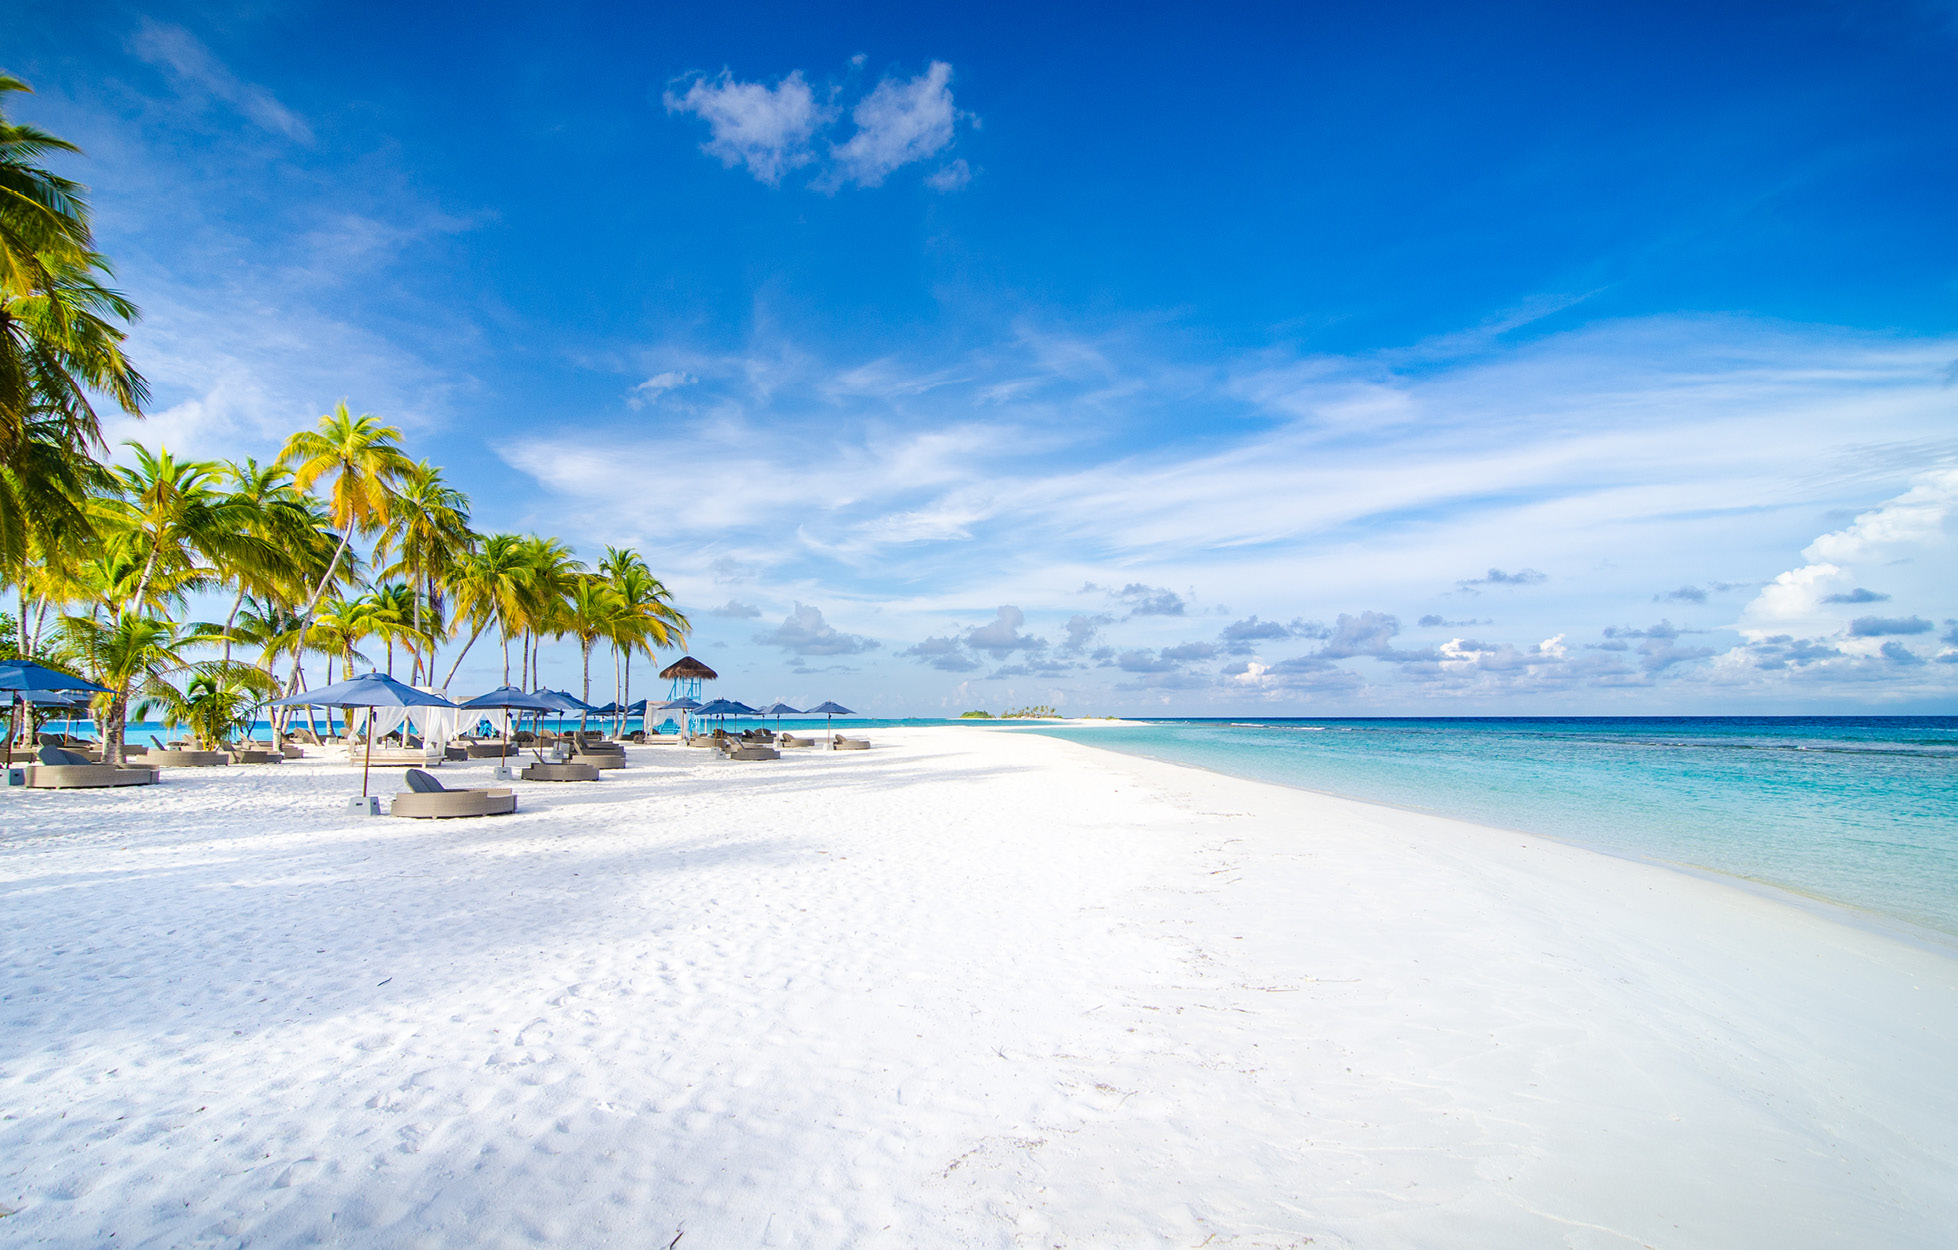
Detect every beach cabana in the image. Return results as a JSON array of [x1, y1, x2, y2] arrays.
[[659, 656, 717, 704], [1, 662, 111, 766], [654, 696, 701, 739], [269, 672, 458, 807]]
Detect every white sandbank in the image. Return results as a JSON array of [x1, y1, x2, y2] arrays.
[[1, 727, 1953, 1248]]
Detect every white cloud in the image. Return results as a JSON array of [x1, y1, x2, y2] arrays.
[[628, 370, 698, 407], [499, 316, 1958, 711], [127, 19, 312, 143], [925, 158, 972, 192], [830, 62, 958, 187], [1735, 467, 1958, 648], [664, 71, 825, 185]]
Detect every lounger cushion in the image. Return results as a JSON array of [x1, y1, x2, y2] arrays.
[[404, 768, 446, 793], [38, 745, 91, 766]]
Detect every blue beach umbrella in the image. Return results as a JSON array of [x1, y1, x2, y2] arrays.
[[459, 686, 563, 756], [0, 661, 111, 766], [759, 701, 802, 731], [805, 700, 855, 746], [269, 672, 457, 796]]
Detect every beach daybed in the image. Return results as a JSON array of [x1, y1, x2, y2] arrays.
[[779, 734, 816, 748], [466, 741, 517, 758], [724, 744, 781, 761], [148, 748, 229, 767], [520, 760, 601, 782], [21, 746, 160, 789], [228, 747, 284, 764], [832, 736, 871, 751], [389, 769, 517, 819]]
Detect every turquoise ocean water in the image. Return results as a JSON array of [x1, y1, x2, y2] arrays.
[[1032, 718, 1958, 940]]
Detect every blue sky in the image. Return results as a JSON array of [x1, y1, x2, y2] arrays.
[[12, 1, 1958, 714]]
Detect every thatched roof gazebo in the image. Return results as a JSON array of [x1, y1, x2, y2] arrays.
[[659, 655, 717, 702]]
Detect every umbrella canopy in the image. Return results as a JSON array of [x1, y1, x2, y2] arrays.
[[697, 699, 758, 716], [0, 661, 110, 694], [656, 697, 702, 711], [589, 702, 623, 716], [267, 672, 457, 798], [19, 688, 94, 707], [805, 701, 854, 715], [1, 663, 111, 765], [459, 685, 562, 712], [538, 688, 593, 712], [268, 671, 457, 709], [758, 701, 803, 715]]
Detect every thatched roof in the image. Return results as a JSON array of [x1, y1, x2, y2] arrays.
[[659, 655, 718, 681]]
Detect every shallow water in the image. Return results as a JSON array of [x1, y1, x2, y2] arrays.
[[1033, 718, 1958, 938]]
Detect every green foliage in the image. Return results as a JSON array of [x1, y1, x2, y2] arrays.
[[958, 710, 995, 718], [1001, 705, 1061, 719]]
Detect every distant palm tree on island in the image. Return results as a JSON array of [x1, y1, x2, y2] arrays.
[[0, 78, 691, 760]]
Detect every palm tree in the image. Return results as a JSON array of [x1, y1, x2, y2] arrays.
[[56, 611, 197, 766], [215, 459, 326, 670], [275, 402, 413, 700], [441, 533, 532, 688], [140, 661, 276, 751], [561, 574, 621, 726], [513, 534, 580, 690], [374, 460, 472, 684], [103, 444, 283, 615], [364, 581, 420, 677], [0, 79, 146, 568], [597, 548, 688, 730], [308, 596, 374, 688]]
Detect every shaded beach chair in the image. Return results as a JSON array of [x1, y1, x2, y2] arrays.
[[21, 744, 160, 789], [832, 735, 870, 750], [389, 769, 517, 818]]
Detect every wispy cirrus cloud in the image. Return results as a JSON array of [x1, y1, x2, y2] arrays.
[[128, 19, 312, 142], [501, 315, 1958, 711]]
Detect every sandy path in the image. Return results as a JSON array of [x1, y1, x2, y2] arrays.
[[1, 727, 1953, 1248]]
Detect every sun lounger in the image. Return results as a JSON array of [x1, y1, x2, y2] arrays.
[[466, 741, 518, 758], [21, 745, 161, 788], [228, 747, 284, 764], [725, 744, 780, 761], [519, 761, 601, 782], [388, 769, 517, 818], [778, 733, 816, 748], [832, 736, 870, 750]]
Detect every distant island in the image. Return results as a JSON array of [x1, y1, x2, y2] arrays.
[[961, 706, 1063, 719]]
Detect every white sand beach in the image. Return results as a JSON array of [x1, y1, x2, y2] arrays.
[[2, 726, 1955, 1249]]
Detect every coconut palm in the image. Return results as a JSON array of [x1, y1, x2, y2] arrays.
[[55, 611, 198, 765], [597, 549, 689, 728], [139, 662, 276, 751], [0, 80, 146, 572], [213, 459, 331, 669], [561, 574, 622, 726], [308, 596, 375, 688], [373, 460, 472, 684], [512, 534, 581, 690], [441, 532, 532, 688], [103, 444, 285, 615], [275, 403, 413, 695]]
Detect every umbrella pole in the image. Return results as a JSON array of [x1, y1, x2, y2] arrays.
[[362, 713, 374, 797], [5, 693, 16, 766]]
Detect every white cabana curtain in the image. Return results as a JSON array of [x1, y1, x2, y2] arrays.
[[344, 693, 458, 763]]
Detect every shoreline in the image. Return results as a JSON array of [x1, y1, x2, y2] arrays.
[[3, 726, 1954, 1246], [1019, 719, 1958, 951]]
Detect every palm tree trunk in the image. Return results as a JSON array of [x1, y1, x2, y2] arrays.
[[283, 523, 356, 694], [441, 620, 488, 690], [579, 639, 592, 732], [15, 586, 28, 656], [500, 628, 511, 685], [220, 587, 246, 671]]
